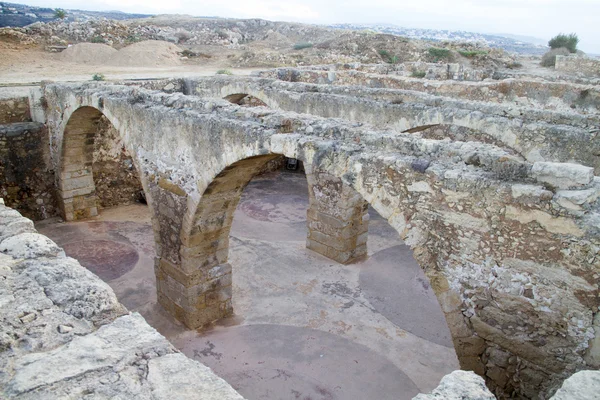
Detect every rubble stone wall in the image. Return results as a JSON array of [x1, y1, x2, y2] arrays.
[[0, 122, 57, 220], [0, 201, 245, 400], [0, 97, 30, 123], [190, 77, 600, 173], [556, 55, 600, 78], [41, 82, 600, 399], [92, 115, 143, 209], [255, 66, 600, 113]]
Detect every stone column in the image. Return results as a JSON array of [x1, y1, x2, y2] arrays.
[[58, 108, 100, 221], [156, 155, 278, 329], [306, 169, 369, 264]]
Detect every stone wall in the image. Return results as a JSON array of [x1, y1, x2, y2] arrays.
[[0, 97, 30, 123], [556, 55, 600, 78], [0, 200, 244, 400], [93, 115, 143, 208], [255, 66, 600, 113], [0, 122, 57, 220], [190, 76, 600, 173]]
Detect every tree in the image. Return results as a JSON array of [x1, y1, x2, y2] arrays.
[[54, 9, 66, 20], [548, 33, 579, 54]]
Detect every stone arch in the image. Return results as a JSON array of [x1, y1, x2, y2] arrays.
[[57, 105, 150, 221], [218, 85, 275, 108], [160, 147, 469, 377], [223, 93, 268, 107]]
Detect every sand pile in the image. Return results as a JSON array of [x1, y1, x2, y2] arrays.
[[59, 43, 117, 64], [107, 40, 183, 67]]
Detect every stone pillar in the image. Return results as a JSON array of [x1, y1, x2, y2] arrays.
[[156, 155, 277, 329], [306, 169, 369, 264], [59, 108, 100, 221]]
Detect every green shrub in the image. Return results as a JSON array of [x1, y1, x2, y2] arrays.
[[411, 70, 426, 78], [506, 61, 523, 69], [53, 9, 66, 20], [548, 33, 579, 53], [293, 42, 313, 50], [90, 36, 106, 44], [378, 50, 398, 64], [428, 47, 451, 61], [126, 35, 142, 44], [216, 69, 233, 75], [92, 73, 105, 81], [458, 49, 488, 58], [541, 47, 570, 67]]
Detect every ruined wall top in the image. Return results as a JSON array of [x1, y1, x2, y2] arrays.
[[0, 200, 244, 399]]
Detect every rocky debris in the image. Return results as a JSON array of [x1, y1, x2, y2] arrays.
[[412, 370, 496, 399], [551, 371, 600, 399], [415, 370, 600, 400], [0, 15, 517, 70], [0, 202, 244, 399]]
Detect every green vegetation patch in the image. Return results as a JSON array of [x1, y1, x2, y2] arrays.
[[293, 42, 313, 50]]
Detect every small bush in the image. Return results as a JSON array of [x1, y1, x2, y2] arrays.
[[378, 49, 398, 64], [428, 47, 451, 61], [293, 42, 313, 50], [54, 9, 66, 20], [548, 33, 579, 53], [506, 61, 523, 69], [216, 69, 233, 75], [126, 35, 142, 44], [411, 70, 426, 78], [458, 49, 488, 58], [175, 30, 192, 44], [541, 47, 570, 67], [91, 36, 106, 44], [92, 73, 105, 81]]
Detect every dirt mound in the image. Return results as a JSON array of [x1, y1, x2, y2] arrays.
[[59, 43, 117, 64], [107, 40, 182, 67]]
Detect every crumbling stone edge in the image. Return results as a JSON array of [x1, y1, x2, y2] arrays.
[[0, 198, 244, 399]]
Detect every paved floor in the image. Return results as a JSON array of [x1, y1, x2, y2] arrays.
[[37, 170, 459, 400]]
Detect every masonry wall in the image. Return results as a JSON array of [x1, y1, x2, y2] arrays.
[[256, 67, 600, 113], [556, 55, 600, 78], [0, 97, 31, 123], [93, 115, 143, 208], [0, 122, 57, 220]]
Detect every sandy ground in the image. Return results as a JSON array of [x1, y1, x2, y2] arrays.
[[0, 46, 259, 84], [37, 170, 459, 400]]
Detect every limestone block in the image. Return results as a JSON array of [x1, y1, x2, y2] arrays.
[[412, 370, 495, 400], [0, 232, 65, 259], [6, 314, 169, 395], [551, 370, 600, 400], [532, 162, 594, 189], [147, 354, 244, 399]]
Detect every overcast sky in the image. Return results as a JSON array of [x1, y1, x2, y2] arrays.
[[22, 0, 600, 53]]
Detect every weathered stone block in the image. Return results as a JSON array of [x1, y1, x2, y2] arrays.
[[532, 162, 594, 189]]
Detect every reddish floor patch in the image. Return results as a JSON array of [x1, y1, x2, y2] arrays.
[[62, 239, 139, 281]]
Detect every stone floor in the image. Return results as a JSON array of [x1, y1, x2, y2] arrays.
[[37, 170, 459, 400]]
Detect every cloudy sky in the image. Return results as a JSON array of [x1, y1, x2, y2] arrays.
[[23, 0, 600, 53]]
